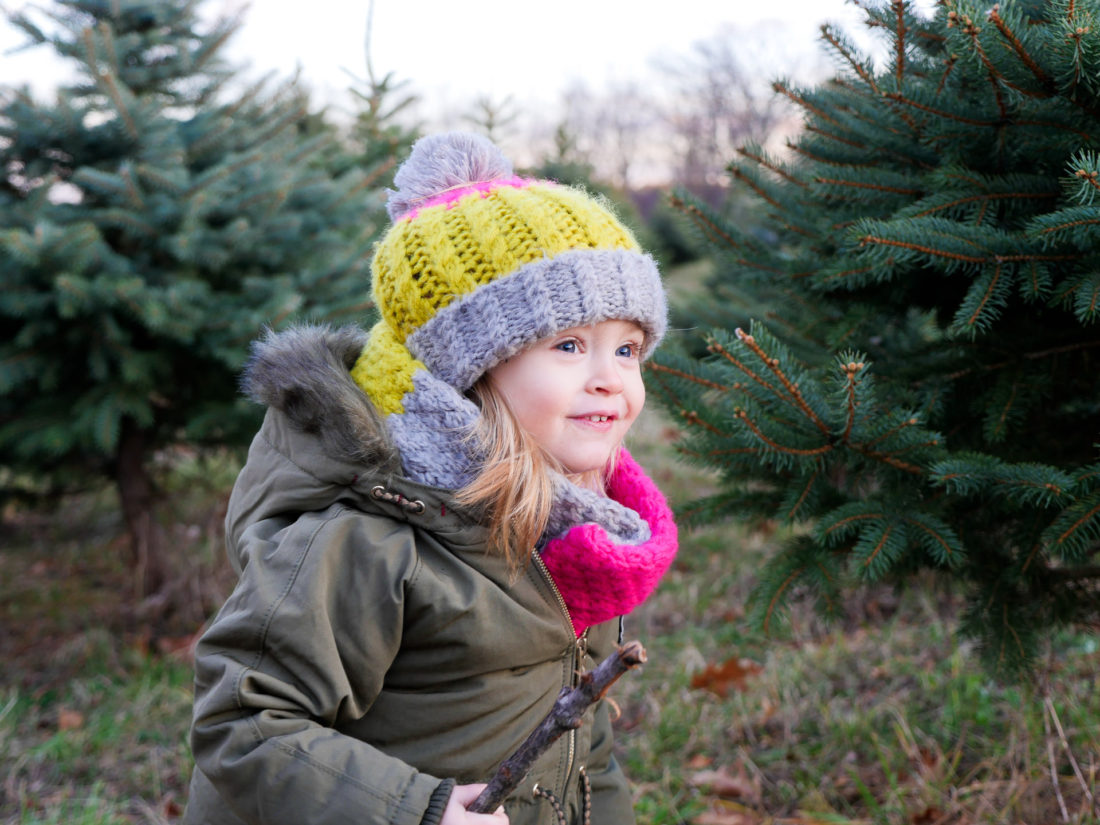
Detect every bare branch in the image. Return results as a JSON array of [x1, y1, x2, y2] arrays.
[[468, 642, 648, 814]]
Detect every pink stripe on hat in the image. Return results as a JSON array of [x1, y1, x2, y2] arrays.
[[401, 176, 534, 220]]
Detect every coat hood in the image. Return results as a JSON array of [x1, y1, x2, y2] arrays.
[[225, 325, 484, 570]]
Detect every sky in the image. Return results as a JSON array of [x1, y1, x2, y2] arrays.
[[2, 0, 938, 122], [225, 0, 890, 110]]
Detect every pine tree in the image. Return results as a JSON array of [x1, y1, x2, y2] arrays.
[[0, 1, 390, 597], [342, 0, 419, 185], [651, 0, 1100, 677]]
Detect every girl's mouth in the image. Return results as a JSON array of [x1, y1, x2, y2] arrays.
[[572, 412, 617, 422]]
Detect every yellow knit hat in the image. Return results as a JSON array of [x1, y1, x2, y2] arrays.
[[351, 132, 667, 489]]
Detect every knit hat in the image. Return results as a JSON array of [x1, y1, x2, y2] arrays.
[[350, 132, 667, 539]]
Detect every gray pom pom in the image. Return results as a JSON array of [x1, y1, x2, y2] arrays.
[[386, 132, 514, 220]]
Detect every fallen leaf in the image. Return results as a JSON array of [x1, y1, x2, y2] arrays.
[[693, 799, 761, 825], [689, 762, 761, 804], [162, 797, 183, 817], [687, 753, 713, 770], [156, 633, 200, 662], [57, 708, 84, 731], [691, 657, 763, 698], [910, 806, 943, 824]]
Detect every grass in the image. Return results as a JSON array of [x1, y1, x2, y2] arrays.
[[1, 637, 193, 824], [1, 415, 1098, 824]]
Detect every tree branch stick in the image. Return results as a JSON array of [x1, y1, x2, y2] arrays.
[[467, 641, 648, 814]]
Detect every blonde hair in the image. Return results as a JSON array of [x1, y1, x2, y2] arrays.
[[457, 375, 611, 572]]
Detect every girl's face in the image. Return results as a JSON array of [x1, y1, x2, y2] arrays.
[[488, 320, 646, 476]]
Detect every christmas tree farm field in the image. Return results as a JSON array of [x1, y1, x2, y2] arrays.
[[0, 418, 1096, 824]]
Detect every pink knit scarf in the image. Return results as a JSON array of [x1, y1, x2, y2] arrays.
[[539, 449, 679, 637]]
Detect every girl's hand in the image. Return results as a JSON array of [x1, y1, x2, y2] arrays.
[[440, 784, 509, 824]]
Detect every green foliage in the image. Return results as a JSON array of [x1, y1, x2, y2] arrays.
[[653, 0, 1100, 677], [0, 0, 395, 492]]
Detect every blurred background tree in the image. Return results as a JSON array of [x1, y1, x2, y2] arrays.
[[651, 0, 1100, 677], [0, 0, 404, 602]]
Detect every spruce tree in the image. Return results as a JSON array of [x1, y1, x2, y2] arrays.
[[651, 0, 1100, 676], [0, 1, 389, 597]]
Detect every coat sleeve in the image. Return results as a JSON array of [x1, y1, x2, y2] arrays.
[[189, 507, 453, 825], [585, 698, 636, 824]]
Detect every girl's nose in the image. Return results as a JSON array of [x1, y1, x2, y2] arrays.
[[587, 355, 624, 394]]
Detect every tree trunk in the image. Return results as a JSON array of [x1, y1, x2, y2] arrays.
[[116, 419, 167, 597]]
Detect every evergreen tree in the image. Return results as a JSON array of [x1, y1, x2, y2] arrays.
[[651, 0, 1100, 676], [0, 1, 389, 597], [342, 0, 419, 186]]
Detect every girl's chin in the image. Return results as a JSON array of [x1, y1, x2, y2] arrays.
[[559, 452, 617, 481]]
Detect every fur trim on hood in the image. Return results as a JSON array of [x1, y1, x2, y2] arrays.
[[242, 324, 400, 474]]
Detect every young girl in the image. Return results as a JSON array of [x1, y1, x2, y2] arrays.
[[184, 132, 678, 825]]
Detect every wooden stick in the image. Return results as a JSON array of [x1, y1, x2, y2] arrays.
[[468, 641, 648, 814]]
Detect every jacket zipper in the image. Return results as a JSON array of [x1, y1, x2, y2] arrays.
[[532, 551, 583, 793]]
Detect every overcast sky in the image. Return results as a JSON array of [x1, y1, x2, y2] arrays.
[[226, 1, 899, 106], [3, 0, 937, 115]]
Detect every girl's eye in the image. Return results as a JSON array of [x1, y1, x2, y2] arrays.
[[555, 339, 579, 354], [616, 342, 640, 358]]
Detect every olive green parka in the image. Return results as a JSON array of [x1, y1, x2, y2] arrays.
[[184, 326, 635, 825]]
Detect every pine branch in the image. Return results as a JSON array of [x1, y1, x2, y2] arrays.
[[820, 25, 881, 95], [858, 230, 1084, 267], [762, 565, 807, 633], [988, 4, 1054, 90], [940, 339, 1100, 383], [1051, 499, 1100, 552], [884, 89, 997, 127], [814, 176, 922, 196], [733, 329, 831, 436], [858, 415, 922, 450], [1075, 167, 1100, 197], [736, 147, 806, 188], [669, 195, 742, 252], [787, 470, 821, 520], [840, 360, 864, 442], [1021, 541, 1044, 575], [645, 361, 728, 391], [859, 232, 987, 263], [850, 446, 927, 474], [682, 409, 726, 437], [1035, 215, 1100, 237], [805, 124, 869, 150], [819, 263, 881, 286], [734, 408, 833, 456], [785, 139, 877, 169], [936, 52, 958, 95], [707, 340, 785, 401], [772, 81, 839, 125], [963, 262, 1005, 331], [468, 642, 647, 814], [893, 0, 906, 90], [728, 166, 784, 209], [913, 190, 1059, 219]]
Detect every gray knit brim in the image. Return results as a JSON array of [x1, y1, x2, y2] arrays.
[[406, 248, 667, 392]]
